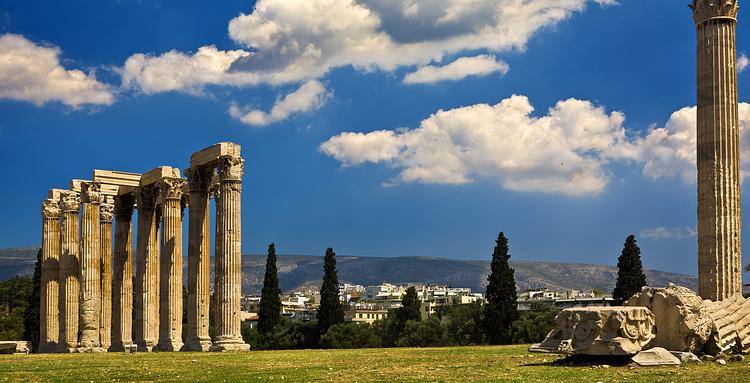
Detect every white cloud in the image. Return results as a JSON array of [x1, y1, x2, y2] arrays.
[[624, 103, 750, 183], [403, 55, 508, 84], [640, 226, 697, 240], [229, 80, 331, 126], [0, 34, 114, 107], [121, 45, 255, 94], [738, 53, 749, 73], [320, 95, 628, 196], [122, 0, 612, 93]]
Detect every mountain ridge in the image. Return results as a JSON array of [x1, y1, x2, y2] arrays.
[[0, 247, 698, 294]]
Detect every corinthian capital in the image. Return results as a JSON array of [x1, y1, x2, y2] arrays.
[[158, 178, 188, 202], [114, 194, 136, 217], [59, 191, 81, 212], [690, 0, 739, 25], [218, 156, 244, 182], [42, 199, 61, 219], [136, 185, 158, 210], [185, 166, 214, 191], [81, 181, 103, 204], [100, 196, 115, 223]]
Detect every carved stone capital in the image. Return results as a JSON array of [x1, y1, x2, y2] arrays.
[[114, 194, 136, 217], [81, 181, 103, 204], [218, 156, 244, 183], [42, 199, 61, 219], [136, 185, 158, 211], [158, 178, 188, 202], [185, 167, 214, 191], [100, 197, 115, 223], [690, 0, 739, 26], [59, 191, 81, 212]]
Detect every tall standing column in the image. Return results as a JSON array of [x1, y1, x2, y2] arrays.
[[691, 0, 743, 301], [77, 181, 103, 352], [111, 194, 135, 352], [156, 178, 187, 351], [39, 198, 61, 353], [57, 191, 80, 353], [211, 155, 249, 351], [135, 186, 160, 352], [99, 196, 114, 350], [185, 167, 213, 351]]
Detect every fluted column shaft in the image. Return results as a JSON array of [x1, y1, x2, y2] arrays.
[[39, 199, 61, 353], [211, 156, 249, 351], [694, 4, 743, 301], [185, 167, 213, 351], [99, 197, 114, 350], [111, 194, 135, 352], [57, 192, 80, 352], [156, 178, 186, 351], [78, 181, 102, 351], [135, 186, 160, 351]]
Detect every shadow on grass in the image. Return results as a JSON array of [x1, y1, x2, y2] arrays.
[[524, 354, 632, 367]]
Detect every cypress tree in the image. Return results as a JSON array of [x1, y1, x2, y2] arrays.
[[317, 247, 344, 335], [612, 234, 648, 305], [258, 243, 282, 334], [398, 286, 421, 322], [483, 232, 519, 345], [23, 249, 41, 352]]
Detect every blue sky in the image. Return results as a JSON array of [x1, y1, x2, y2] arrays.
[[0, 0, 747, 276]]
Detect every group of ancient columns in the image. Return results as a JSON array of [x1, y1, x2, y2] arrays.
[[37, 142, 250, 353]]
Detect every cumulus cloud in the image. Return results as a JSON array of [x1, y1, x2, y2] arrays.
[[0, 33, 114, 107], [623, 103, 750, 183], [738, 53, 749, 73], [403, 55, 508, 84], [640, 226, 697, 240], [121, 45, 256, 94], [122, 0, 612, 93], [229, 80, 331, 126], [320, 95, 628, 196]]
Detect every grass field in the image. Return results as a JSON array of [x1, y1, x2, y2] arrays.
[[0, 345, 748, 382]]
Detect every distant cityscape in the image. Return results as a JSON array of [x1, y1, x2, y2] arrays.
[[240, 283, 613, 327]]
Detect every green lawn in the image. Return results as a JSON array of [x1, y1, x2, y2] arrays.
[[0, 345, 748, 382]]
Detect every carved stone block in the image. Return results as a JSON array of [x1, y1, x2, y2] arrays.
[[530, 306, 655, 356]]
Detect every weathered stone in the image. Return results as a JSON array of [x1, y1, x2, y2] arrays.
[[141, 166, 180, 187], [631, 347, 681, 366], [99, 196, 114, 350], [39, 198, 61, 353], [690, 0, 743, 301], [530, 307, 655, 356], [704, 294, 750, 354], [57, 190, 80, 353], [77, 181, 103, 352], [134, 185, 160, 352], [190, 142, 241, 168], [184, 166, 213, 352], [156, 178, 186, 352], [626, 285, 712, 352], [211, 154, 249, 352], [670, 351, 701, 363], [111, 194, 135, 352]]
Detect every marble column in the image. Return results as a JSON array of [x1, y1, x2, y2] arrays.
[[691, 0, 743, 300], [77, 181, 103, 352], [99, 197, 114, 350], [57, 191, 80, 353], [184, 167, 213, 351], [111, 194, 135, 352], [156, 178, 187, 351], [211, 156, 249, 351], [39, 198, 61, 353], [135, 186, 160, 352]]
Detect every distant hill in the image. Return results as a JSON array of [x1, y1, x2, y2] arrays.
[[0, 247, 698, 294]]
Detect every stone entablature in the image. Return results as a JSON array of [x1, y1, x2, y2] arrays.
[[39, 142, 248, 353]]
